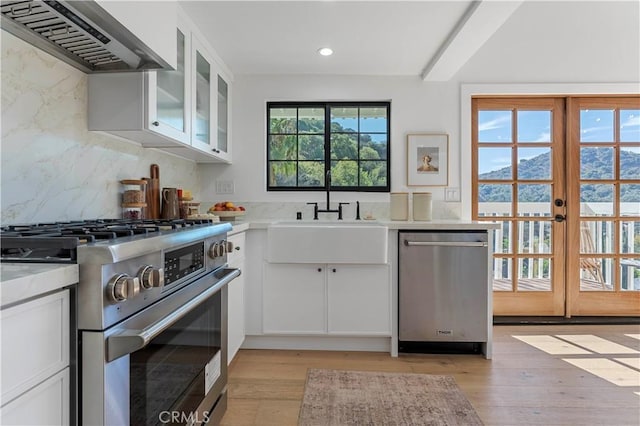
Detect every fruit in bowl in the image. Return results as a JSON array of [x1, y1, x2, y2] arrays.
[[208, 201, 246, 214]]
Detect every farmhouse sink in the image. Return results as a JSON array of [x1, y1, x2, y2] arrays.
[[267, 221, 388, 264]]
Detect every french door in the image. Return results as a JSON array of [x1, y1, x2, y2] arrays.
[[472, 96, 640, 317]]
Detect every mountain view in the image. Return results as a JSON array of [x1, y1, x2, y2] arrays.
[[478, 148, 640, 202]]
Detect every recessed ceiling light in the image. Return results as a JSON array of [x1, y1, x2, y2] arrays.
[[318, 47, 333, 56]]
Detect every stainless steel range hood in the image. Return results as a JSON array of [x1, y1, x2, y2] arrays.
[[1, 0, 172, 73]]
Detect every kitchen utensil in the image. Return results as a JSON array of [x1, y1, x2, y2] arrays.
[[147, 164, 160, 219], [161, 187, 180, 219]]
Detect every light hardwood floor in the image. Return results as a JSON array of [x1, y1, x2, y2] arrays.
[[221, 325, 640, 426]]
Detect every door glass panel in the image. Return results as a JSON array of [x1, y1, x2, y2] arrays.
[[270, 108, 297, 133], [517, 184, 551, 216], [620, 109, 640, 142], [478, 110, 512, 142], [518, 147, 551, 179], [620, 184, 640, 216], [518, 257, 551, 291], [490, 221, 513, 253], [298, 108, 324, 133], [620, 259, 640, 291], [580, 221, 614, 254], [359, 107, 388, 133], [194, 51, 211, 144], [620, 221, 639, 254], [517, 110, 551, 142], [493, 258, 512, 291], [580, 184, 614, 216], [479, 147, 512, 179], [217, 75, 228, 152], [580, 109, 614, 142], [620, 147, 640, 179], [519, 220, 552, 253], [157, 29, 185, 132], [478, 184, 512, 216], [580, 257, 613, 291], [580, 147, 614, 179]]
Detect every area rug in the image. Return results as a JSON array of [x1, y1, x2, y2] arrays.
[[298, 369, 483, 426]]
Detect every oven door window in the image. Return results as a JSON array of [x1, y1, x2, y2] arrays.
[[130, 290, 222, 425]]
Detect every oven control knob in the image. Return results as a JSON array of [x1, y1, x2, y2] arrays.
[[226, 241, 234, 252], [138, 266, 165, 289], [107, 274, 140, 302], [208, 242, 226, 259]]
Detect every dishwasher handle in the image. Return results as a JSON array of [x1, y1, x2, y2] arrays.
[[404, 240, 488, 248]]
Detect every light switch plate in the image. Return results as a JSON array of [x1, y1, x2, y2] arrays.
[[445, 187, 460, 202], [216, 180, 235, 194]]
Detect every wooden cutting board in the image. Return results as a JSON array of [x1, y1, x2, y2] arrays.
[[147, 164, 160, 219]]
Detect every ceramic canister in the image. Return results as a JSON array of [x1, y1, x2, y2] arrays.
[[413, 192, 432, 221], [390, 192, 408, 220]]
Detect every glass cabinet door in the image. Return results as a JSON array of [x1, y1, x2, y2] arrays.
[[191, 36, 213, 152], [147, 24, 190, 144], [217, 74, 229, 155]]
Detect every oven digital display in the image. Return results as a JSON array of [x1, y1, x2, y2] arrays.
[[164, 242, 205, 286]]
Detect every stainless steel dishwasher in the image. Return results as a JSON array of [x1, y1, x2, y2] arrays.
[[398, 231, 491, 358]]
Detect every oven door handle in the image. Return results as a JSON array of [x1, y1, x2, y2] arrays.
[[107, 268, 241, 362]]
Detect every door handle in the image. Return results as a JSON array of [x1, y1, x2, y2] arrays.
[[554, 214, 566, 222], [404, 241, 488, 248]]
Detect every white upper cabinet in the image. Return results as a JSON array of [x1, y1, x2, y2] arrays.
[[87, 6, 233, 163]]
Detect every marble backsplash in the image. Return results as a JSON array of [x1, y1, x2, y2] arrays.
[[1, 33, 200, 225]]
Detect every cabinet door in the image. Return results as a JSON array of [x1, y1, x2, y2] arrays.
[[191, 35, 215, 154], [327, 264, 391, 335], [227, 232, 246, 364], [146, 17, 190, 144], [214, 72, 232, 162], [263, 264, 326, 334]]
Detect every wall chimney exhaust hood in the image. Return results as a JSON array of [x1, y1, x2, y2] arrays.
[[1, 0, 172, 73]]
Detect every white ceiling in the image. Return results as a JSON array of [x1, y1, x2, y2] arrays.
[[178, 0, 522, 79]]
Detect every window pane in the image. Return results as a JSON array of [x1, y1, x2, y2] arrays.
[[298, 135, 324, 160], [298, 162, 324, 187], [331, 107, 358, 132], [620, 259, 640, 291], [580, 184, 614, 216], [330, 160, 358, 186], [518, 184, 551, 216], [493, 258, 513, 291], [620, 147, 640, 179], [517, 110, 551, 142], [360, 161, 387, 187], [580, 257, 613, 291], [580, 147, 614, 179], [620, 109, 640, 142], [298, 108, 324, 134], [360, 134, 387, 160], [269, 162, 296, 187], [518, 147, 551, 180], [359, 107, 387, 133], [478, 110, 512, 142], [478, 147, 511, 179], [580, 221, 614, 254], [620, 184, 640, 216], [269, 135, 296, 160], [519, 220, 552, 254], [331, 134, 358, 160], [478, 184, 512, 216], [517, 258, 551, 291], [620, 221, 639, 254], [270, 108, 297, 133], [580, 109, 614, 142]]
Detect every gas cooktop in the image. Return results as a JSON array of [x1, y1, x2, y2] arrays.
[[0, 218, 218, 263]]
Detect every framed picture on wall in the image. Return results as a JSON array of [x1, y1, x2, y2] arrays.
[[407, 133, 449, 186]]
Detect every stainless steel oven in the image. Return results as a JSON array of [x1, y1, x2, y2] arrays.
[[81, 267, 239, 426]]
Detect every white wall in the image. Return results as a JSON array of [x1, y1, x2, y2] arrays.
[[1, 33, 200, 224], [199, 0, 639, 218]]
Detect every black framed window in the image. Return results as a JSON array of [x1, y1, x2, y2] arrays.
[[267, 102, 390, 192]]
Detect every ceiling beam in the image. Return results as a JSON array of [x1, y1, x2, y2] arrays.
[[421, 0, 523, 82]]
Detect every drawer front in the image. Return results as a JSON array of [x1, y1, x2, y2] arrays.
[[227, 232, 246, 264], [1, 290, 70, 404]]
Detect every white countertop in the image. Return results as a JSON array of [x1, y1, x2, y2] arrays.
[[1, 263, 79, 308], [234, 219, 499, 231]]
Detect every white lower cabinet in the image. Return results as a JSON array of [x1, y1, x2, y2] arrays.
[[263, 263, 391, 336], [1, 289, 70, 425], [227, 232, 246, 364]]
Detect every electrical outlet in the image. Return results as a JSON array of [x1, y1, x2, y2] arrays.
[[216, 180, 235, 194], [445, 187, 460, 202]]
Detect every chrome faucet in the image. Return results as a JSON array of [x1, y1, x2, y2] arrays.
[[308, 170, 349, 220]]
